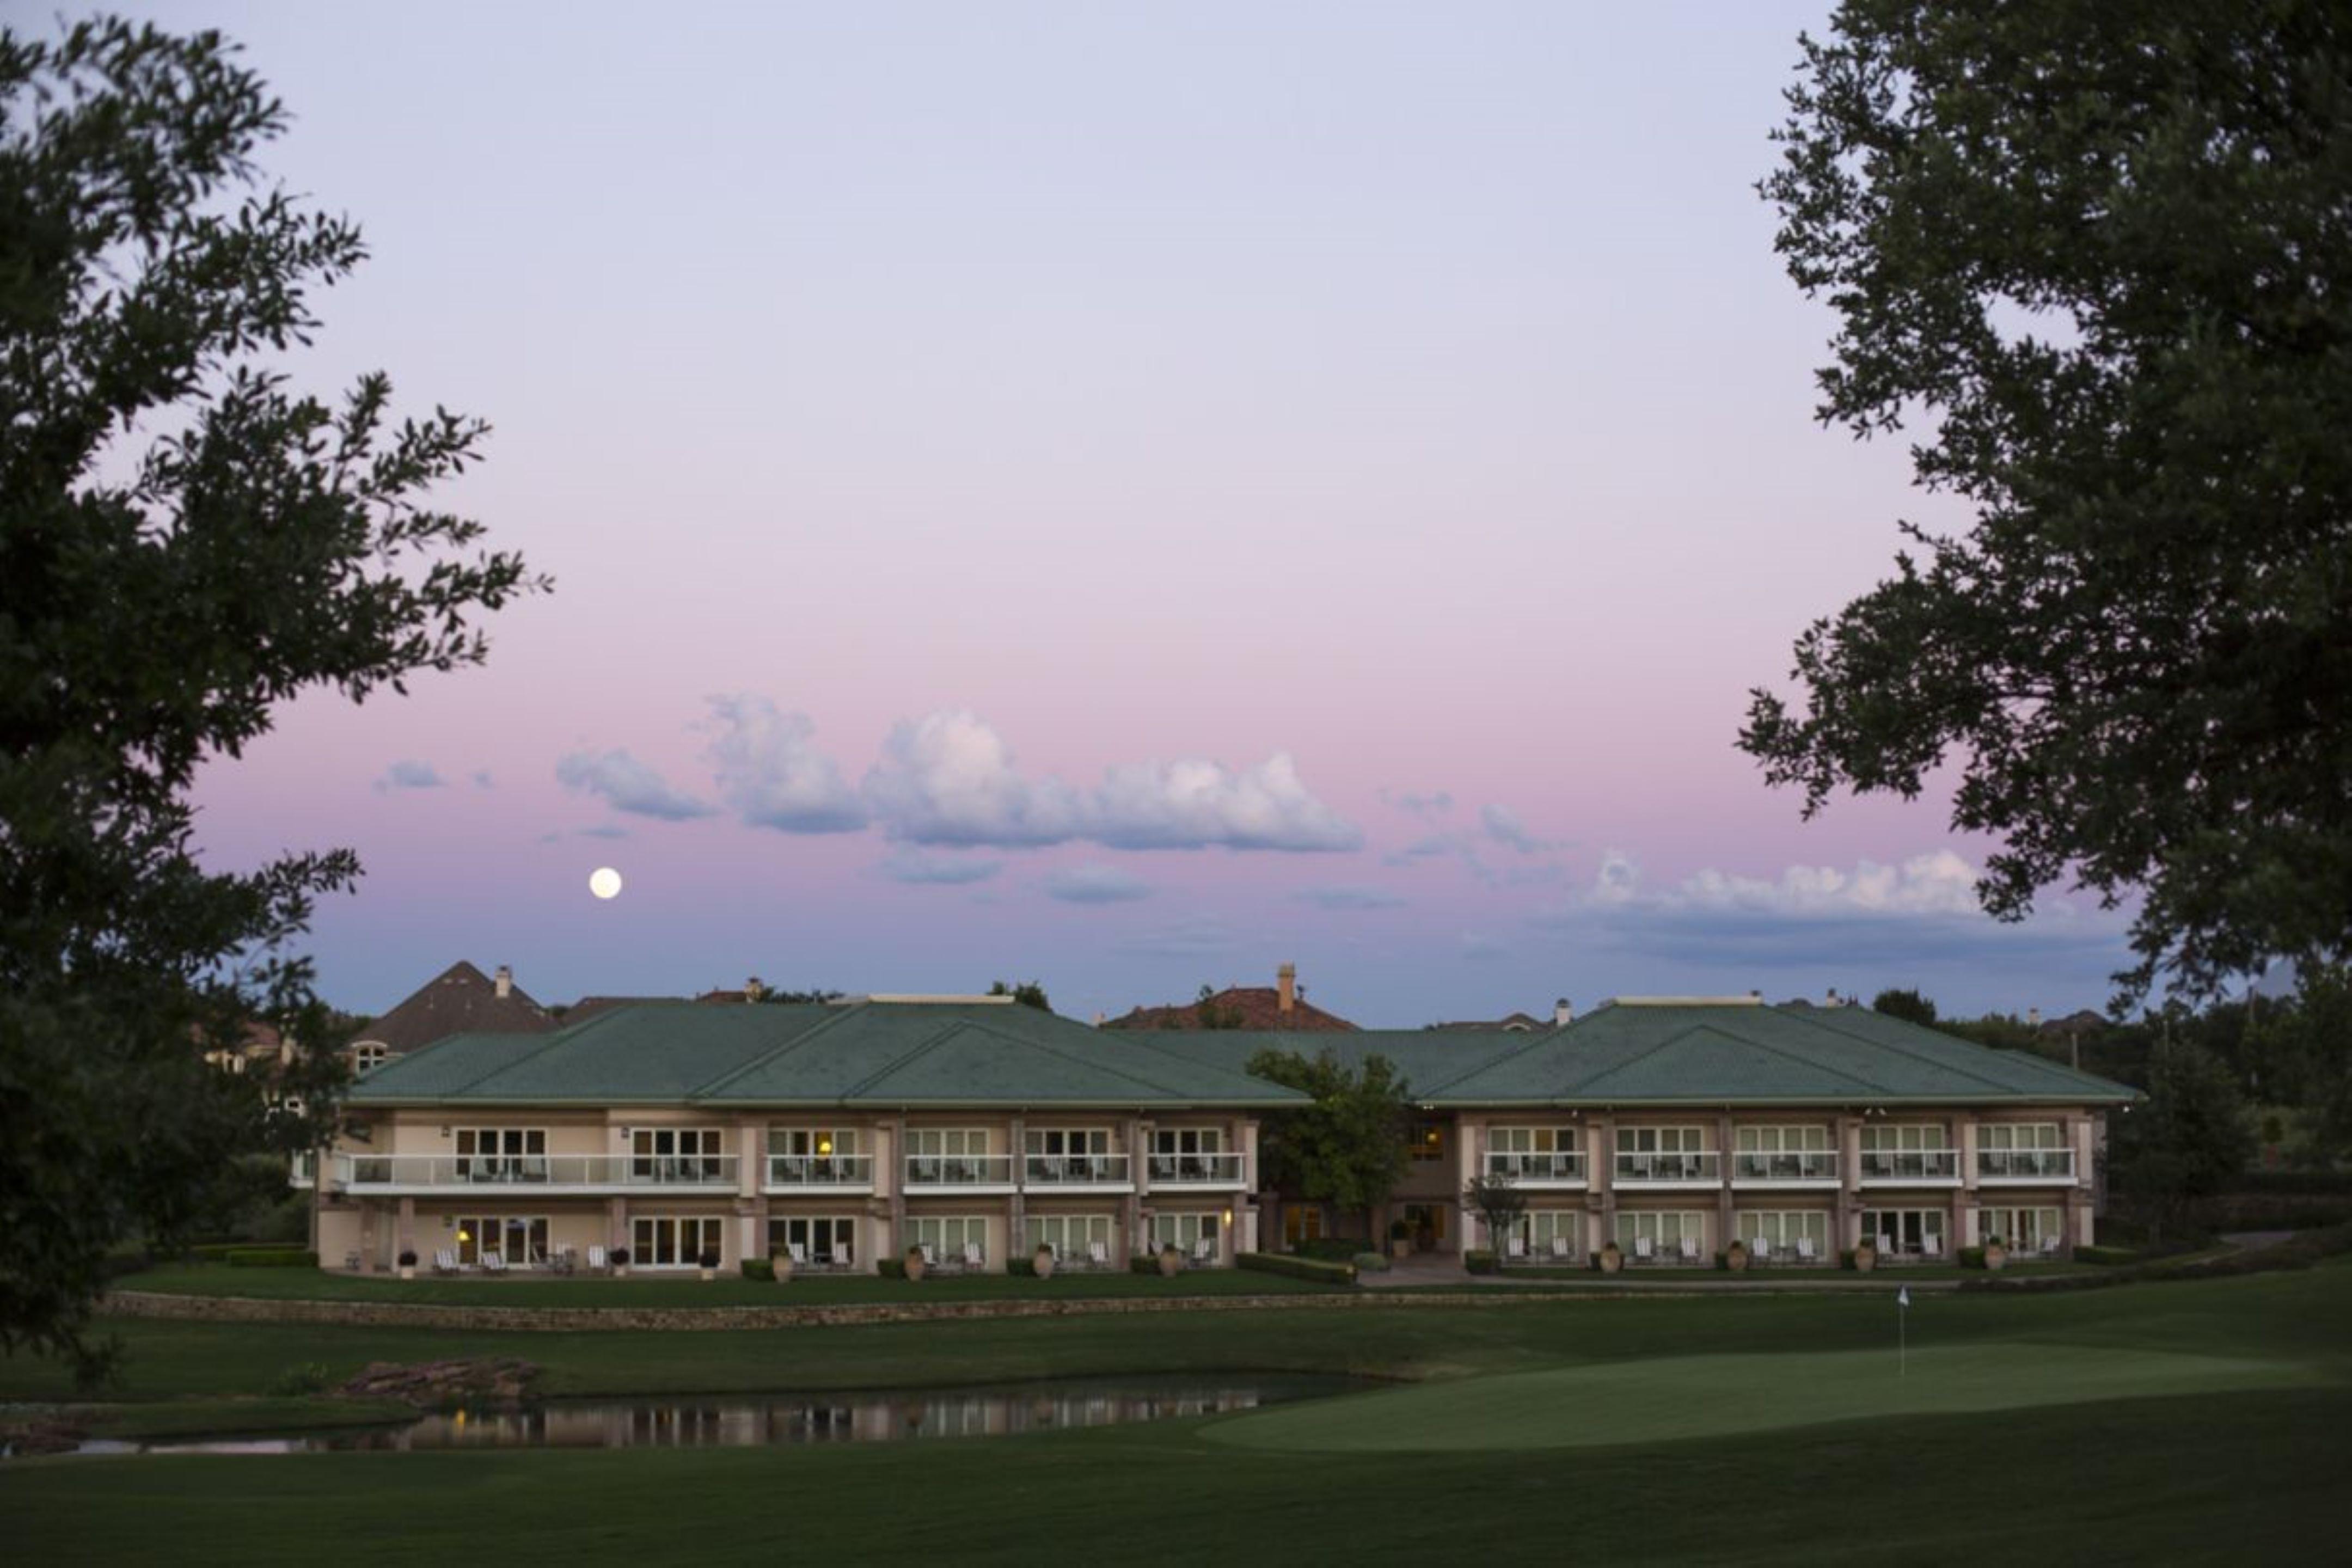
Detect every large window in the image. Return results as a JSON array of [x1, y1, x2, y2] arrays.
[[1028, 1213, 1113, 1261], [353, 1042, 389, 1073], [1149, 1128, 1225, 1180], [1736, 1126, 1832, 1152], [906, 1215, 988, 1264], [455, 1128, 545, 1181], [1733, 1125, 1835, 1180], [1282, 1205, 1325, 1248], [1505, 1210, 1583, 1260], [906, 1129, 991, 1182], [1734, 1210, 1831, 1259], [454, 1215, 547, 1266], [1612, 1210, 1708, 1257], [1980, 1206, 2065, 1253], [1615, 1126, 1714, 1181], [1861, 1208, 1949, 1258], [632, 1215, 723, 1267], [1859, 1124, 1955, 1179], [1408, 1120, 1446, 1162], [632, 1127, 725, 1181], [767, 1215, 857, 1267], [767, 1128, 864, 1184], [1490, 1126, 1582, 1178], [1025, 1128, 1114, 1182], [1979, 1124, 2071, 1178], [1149, 1211, 1222, 1254]]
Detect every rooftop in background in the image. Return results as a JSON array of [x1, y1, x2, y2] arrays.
[[346, 961, 554, 1059], [1105, 963, 1357, 1033]]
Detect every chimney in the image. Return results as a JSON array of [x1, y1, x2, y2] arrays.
[[1554, 997, 1573, 1027], [1825, 986, 1839, 1007], [1277, 963, 1297, 1016], [2028, 1006, 2042, 1028], [745, 976, 766, 1003], [494, 965, 513, 1000]]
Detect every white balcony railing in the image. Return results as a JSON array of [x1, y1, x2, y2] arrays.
[[903, 1154, 1016, 1187], [329, 1154, 739, 1190], [1858, 1149, 1959, 1182], [1613, 1151, 1722, 1184], [1022, 1153, 1133, 1186], [1731, 1150, 1840, 1183], [1146, 1152, 1249, 1186], [764, 1153, 875, 1188], [1484, 1151, 1588, 1183], [1976, 1148, 2076, 1181], [289, 1152, 316, 1188]]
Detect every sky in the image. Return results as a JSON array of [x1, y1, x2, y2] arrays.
[[97, 1, 2140, 1022]]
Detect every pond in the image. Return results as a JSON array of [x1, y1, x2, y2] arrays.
[[74, 1375, 1365, 1455]]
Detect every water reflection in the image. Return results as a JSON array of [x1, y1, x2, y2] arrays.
[[82, 1376, 1354, 1455]]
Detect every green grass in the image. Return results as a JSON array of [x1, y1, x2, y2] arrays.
[[4, 1259, 2344, 1562], [114, 1261, 1339, 1307]]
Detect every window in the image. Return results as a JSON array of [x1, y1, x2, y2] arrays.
[[353, 1042, 388, 1073], [456, 1128, 546, 1180], [455, 1215, 547, 1266], [1979, 1124, 2071, 1178], [767, 1215, 857, 1267], [1028, 1213, 1113, 1260], [1979, 1206, 2065, 1253], [1615, 1126, 1714, 1180], [767, 1128, 863, 1183], [1409, 1120, 1446, 1162], [632, 1215, 724, 1267], [1980, 1123, 2063, 1150], [1150, 1212, 1221, 1253], [632, 1127, 725, 1181], [1733, 1125, 1835, 1179], [906, 1215, 989, 1264], [1859, 1124, 1955, 1179], [1150, 1128, 1225, 1179], [1734, 1210, 1832, 1257], [1282, 1205, 1325, 1247], [1025, 1128, 1114, 1182], [1611, 1210, 1708, 1254], [1734, 1125, 1831, 1152], [768, 1127, 859, 1157], [1861, 1208, 1950, 1257], [1505, 1210, 1582, 1259]]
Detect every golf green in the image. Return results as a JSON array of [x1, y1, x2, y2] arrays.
[[1207, 1342, 2316, 1451]]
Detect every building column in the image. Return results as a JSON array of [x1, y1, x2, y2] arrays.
[[1590, 1116, 1614, 1254], [1007, 1114, 1027, 1258], [1714, 1113, 1736, 1253], [396, 1196, 416, 1264], [357, 1203, 378, 1273], [1955, 1110, 1980, 1246], [608, 1195, 629, 1255], [1837, 1113, 1864, 1248], [886, 1117, 906, 1254], [1128, 1116, 1149, 1257]]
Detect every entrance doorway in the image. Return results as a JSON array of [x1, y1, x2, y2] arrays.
[[1401, 1203, 1448, 1252]]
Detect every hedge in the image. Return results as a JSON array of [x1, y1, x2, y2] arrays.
[[1962, 1223, 2352, 1294], [739, 1258, 775, 1282], [2073, 1244, 2139, 1266], [2225, 1170, 2352, 1196], [1463, 1248, 1498, 1276], [226, 1249, 318, 1268], [1007, 1255, 1038, 1278], [1236, 1251, 1355, 1285], [877, 1256, 908, 1279]]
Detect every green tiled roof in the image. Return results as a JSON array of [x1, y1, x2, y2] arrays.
[[348, 1000, 1307, 1110], [1130, 1030, 1529, 1093], [1419, 1002, 2137, 1106]]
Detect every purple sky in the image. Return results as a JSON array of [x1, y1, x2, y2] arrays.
[[151, 2, 2136, 1022]]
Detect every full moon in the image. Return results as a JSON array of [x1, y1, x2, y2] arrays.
[[589, 867, 623, 901]]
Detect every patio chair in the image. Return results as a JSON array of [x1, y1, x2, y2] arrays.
[[2038, 1235, 2063, 1259], [482, 1251, 507, 1274], [1922, 1233, 1945, 1259], [961, 1242, 985, 1272], [1794, 1236, 1817, 1264], [1678, 1236, 1702, 1265], [788, 1242, 808, 1269], [1086, 1240, 1110, 1271], [918, 1242, 939, 1271], [1876, 1233, 1896, 1260], [587, 1244, 608, 1273], [1749, 1236, 1773, 1265], [1633, 1236, 1655, 1264], [1505, 1235, 1528, 1263], [343, 1250, 363, 1272], [1191, 1237, 1217, 1267], [433, 1248, 460, 1275], [1548, 1235, 1575, 1264]]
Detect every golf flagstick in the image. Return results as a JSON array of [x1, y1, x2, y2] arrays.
[[1897, 1284, 1910, 1376]]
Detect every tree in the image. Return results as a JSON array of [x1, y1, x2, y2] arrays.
[[2108, 1037, 2255, 1245], [1246, 1048, 1412, 1241], [1743, 3, 2352, 1004], [986, 979, 1051, 1012], [1870, 988, 1938, 1026], [1461, 1173, 1527, 1257], [1, 19, 542, 1380], [756, 988, 843, 1005]]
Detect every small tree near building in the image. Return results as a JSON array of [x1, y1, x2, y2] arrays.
[[2108, 1037, 2255, 1246], [1246, 1048, 1412, 1244], [1462, 1173, 1527, 1259]]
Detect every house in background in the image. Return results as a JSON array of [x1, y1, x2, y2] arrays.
[[1105, 963, 1358, 1032], [342, 961, 554, 1074]]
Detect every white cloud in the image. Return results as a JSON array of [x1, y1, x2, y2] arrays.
[[705, 695, 866, 833], [555, 749, 716, 820], [1295, 885, 1406, 910], [1094, 753, 1362, 852], [878, 850, 1002, 886], [1479, 804, 1557, 855], [863, 710, 1088, 847], [1044, 863, 1153, 904], [374, 760, 446, 792]]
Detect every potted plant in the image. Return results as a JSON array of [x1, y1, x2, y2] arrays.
[[770, 1250, 793, 1284], [396, 1249, 418, 1281], [1598, 1240, 1624, 1274], [1388, 1218, 1413, 1261], [1725, 1239, 1750, 1273], [697, 1248, 720, 1282], [1853, 1238, 1878, 1272], [903, 1244, 927, 1282], [1033, 1242, 1056, 1280], [1157, 1242, 1183, 1278], [611, 1247, 631, 1278], [1982, 1235, 2008, 1272]]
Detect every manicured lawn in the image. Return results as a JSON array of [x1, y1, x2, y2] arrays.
[[113, 1261, 1339, 1308], [3, 1259, 2343, 1561]]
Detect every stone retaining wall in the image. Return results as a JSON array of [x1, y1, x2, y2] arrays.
[[100, 1280, 1956, 1333]]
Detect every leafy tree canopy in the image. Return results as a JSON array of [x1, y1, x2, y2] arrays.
[[1, 18, 541, 1380], [1461, 1173, 1528, 1252], [1744, 2, 2352, 1003], [1870, 987, 1938, 1026], [1245, 1048, 1412, 1224], [986, 978, 1051, 1012], [2108, 1036, 2255, 1242]]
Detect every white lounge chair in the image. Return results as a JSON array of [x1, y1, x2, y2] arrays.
[[433, 1248, 460, 1275], [2038, 1235, 2063, 1259], [1086, 1240, 1110, 1271], [788, 1242, 808, 1268], [1191, 1237, 1217, 1267], [1548, 1235, 1575, 1263], [1634, 1236, 1655, 1263], [1749, 1236, 1773, 1265], [1505, 1235, 1528, 1263], [1678, 1236, 1702, 1265], [961, 1242, 985, 1272], [587, 1244, 608, 1273], [1877, 1233, 1896, 1259], [1923, 1233, 1945, 1259], [918, 1242, 939, 1270], [482, 1251, 507, 1274], [1794, 1236, 1817, 1264]]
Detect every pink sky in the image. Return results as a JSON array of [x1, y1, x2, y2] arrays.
[[152, 2, 2135, 1021]]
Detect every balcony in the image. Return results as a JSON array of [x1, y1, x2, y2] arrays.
[[1858, 1149, 1959, 1185], [326, 1154, 739, 1193], [764, 1153, 875, 1192], [1022, 1153, 1134, 1191], [1483, 1151, 1588, 1187], [1976, 1148, 2076, 1183], [1730, 1150, 1840, 1187], [1612, 1151, 1722, 1189], [1146, 1152, 1250, 1189], [904, 1154, 1018, 1193]]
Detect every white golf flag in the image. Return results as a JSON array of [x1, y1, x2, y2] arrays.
[[1898, 1285, 1911, 1308]]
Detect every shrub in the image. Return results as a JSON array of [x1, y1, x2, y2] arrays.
[[396, 1250, 418, 1268], [1291, 1236, 1362, 1264], [609, 1248, 630, 1267], [226, 1248, 318, 1267], [739, 1258, 775, 1282], [1236, 1251, 1354, 1284], [877, 1256, 908, 1279], [1352, 1251, 1391, 1273], [1958, 1246, 1987, 1269], [270, 1362, 330, 1396], [1129, 1255, 1161, 1275], [1838, 1248, 1858, 1270], [2226, 1169, 2352, 1196], [697, 1250, 720, 1270], [1713, 1250, 1730, 1271], [1007, 1255, 1037, 1278], [1463, 1248, 1498, 1275], [1388, 1219, 1411, 1241], [2074, 1244, 2139, 1266]]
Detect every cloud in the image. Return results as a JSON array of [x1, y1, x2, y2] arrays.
[[705, 695, 867, 833], [863, 711, 1360, 852], [1383, 789, 1454, 818], [373, 760, 446, 793], [471, 770, 495, 790], [1294, 885, 1406, 911], [1044, 863, 1153, 904], [555, 749, 716, 820], [1479, 804, 1558, 855], [575, 825, 631, 840], [878, 850, 1003, 886]]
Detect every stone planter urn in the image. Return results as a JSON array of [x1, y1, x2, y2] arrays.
[[697, 1266, 715, 1282], [1033, 1248, 1056, 1280], [397, 1265, 415, 1281], [1983, 1241, 2008, 1272], [771, 1252, 793, 1284], [1853, 1242, 1877, 1273], [1726, 1240, 1750, 1273], [1157, 1246, 1183, 1278], [614, 1264, 630, 1278], [1599, 1242, 1624, 1275], [904, 1248, 926, 1283]]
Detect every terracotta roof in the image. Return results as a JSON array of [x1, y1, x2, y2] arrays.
[[348, 961, 556, 1057], [1425, 1012, 1547, 1032], [1104, 986, 1357, 1032]]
